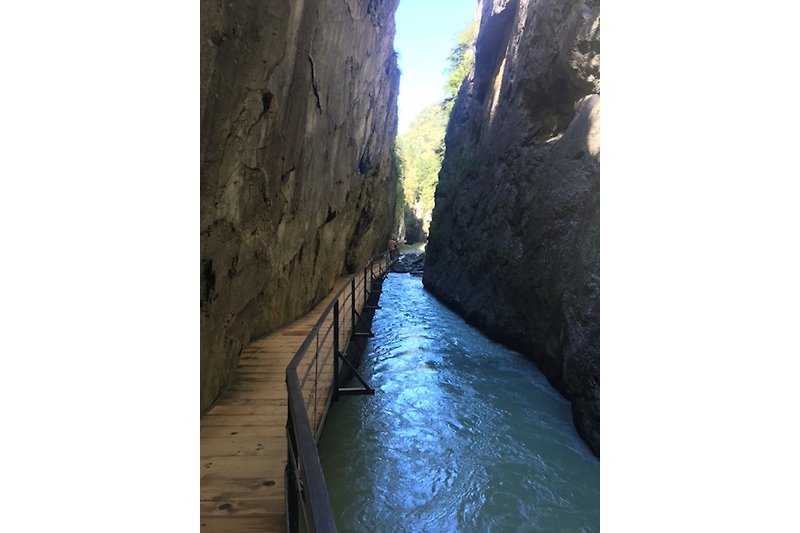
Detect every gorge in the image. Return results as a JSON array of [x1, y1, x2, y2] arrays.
[[200, 1, 600, 523]]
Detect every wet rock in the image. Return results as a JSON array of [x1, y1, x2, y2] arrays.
[[200, 0, 401, 412], [424, 0, 600, 455], [391, 253, 426, 274]]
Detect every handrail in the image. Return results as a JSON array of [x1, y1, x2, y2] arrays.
[[285, 251, 393, 532]]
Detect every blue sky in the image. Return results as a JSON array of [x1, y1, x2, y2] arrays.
[[394, 0, 478, 133]]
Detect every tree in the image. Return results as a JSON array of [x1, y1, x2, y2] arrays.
[[394, 19, 479, 241], [443, 21, 479, 112], [396, 103, 448, 235]]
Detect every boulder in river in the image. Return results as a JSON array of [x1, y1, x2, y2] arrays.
[[391, 252, 426, 274]]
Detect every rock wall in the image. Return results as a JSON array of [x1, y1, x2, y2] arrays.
[[201, 0, 400, 412], [424, 0, 600, 454]]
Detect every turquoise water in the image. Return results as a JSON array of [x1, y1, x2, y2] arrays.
[[318, 274, 599, 532]]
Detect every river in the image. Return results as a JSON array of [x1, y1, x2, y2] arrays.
[[318, 273, 599, 532]]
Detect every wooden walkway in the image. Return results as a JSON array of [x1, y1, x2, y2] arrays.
[[200, 276, 359, 532]]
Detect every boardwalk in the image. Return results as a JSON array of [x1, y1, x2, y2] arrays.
[[200, 273, 372, 532]]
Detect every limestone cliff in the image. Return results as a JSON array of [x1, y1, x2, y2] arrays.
[[201, 0, 400, 412], [424, 0, 600, 454]]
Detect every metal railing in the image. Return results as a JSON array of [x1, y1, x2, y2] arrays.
[[285, 251, 393, 532]]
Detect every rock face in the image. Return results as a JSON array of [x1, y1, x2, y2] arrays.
[[201, 0, 400, 412], [390, 252, 425, 274], [424, 0, 600, 455]]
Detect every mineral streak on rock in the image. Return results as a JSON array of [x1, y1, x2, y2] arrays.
[[424, 0, 600, 455], [201, 0, 400, 412]]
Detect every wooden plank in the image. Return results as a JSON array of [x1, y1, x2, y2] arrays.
[[213, 399, 287, 409], [202, 456, 286, 479], [200, 498, 284, 517], [228, 381, 287, 391], [200, 477, 284, 501], [239, 364, 287, 372], [241, 348, 296, 353], [204, 404, 286, 416], [201, 415, 286, 427], [254, 334, 309, 341], [237, 364, 291, 370], [239, 353, 293, 359], [237, 360, 293, 367], [201, 436, 285, 457], [237, 359, 292, 366], [229, 380, 285, 389], [200, 515, 284, 533], [201, 425, 284, 438], [219, 389, 287, 401], [235, 369, 291, 377], [241, 344, 299, 351]]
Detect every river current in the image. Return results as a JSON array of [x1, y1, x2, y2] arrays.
[[318, 273, 599, 532]]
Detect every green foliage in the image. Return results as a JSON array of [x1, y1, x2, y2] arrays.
[[394, 19, 479, 240], [403, 204, 425, 244], [443, 21, 479, 111], [397, 103, 448, 226], [393, 149, 405, 232]]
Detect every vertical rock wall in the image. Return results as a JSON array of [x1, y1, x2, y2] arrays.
[[424, 0, 600, 454], [201, 0, 400, 412]]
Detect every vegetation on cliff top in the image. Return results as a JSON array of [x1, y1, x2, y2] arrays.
[[444, 21, 479, 111], [397, 104, 448, 242], [395, 20, 478, 243]]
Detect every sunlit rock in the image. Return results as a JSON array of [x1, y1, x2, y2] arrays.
[[424, 0, 600, 455]]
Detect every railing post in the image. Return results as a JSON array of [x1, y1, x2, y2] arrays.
[[285, 403, 299, 533], [333, 300, 340, 403], [351, 278, 356, 338], [363, 266, 368, 305]]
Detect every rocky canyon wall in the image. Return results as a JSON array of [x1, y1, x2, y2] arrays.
[[201, 0, 400, 412], [424, 0, 600, 454]]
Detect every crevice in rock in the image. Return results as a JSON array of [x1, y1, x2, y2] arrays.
[[358, 151, 370, 174], [308, 54, 323, 112], [201, 259, 215, 308], [281, 165, 295, 184], [221, 106, 249, 161], [227, 256, 238, 279], [324, 205, 337, 224]]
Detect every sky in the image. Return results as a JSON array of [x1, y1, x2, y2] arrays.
[[394, 0, 478, 133]]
